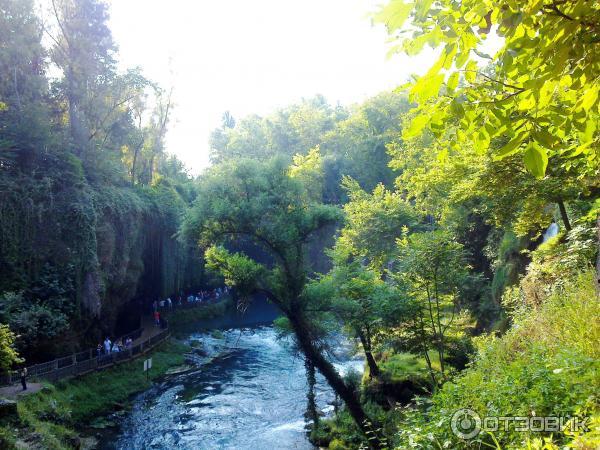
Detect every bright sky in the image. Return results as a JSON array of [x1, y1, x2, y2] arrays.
[[107, 0, 435, 173]]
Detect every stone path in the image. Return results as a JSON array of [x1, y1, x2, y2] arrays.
[[0, 382, 43, 399], [138, 313, 163, 342]]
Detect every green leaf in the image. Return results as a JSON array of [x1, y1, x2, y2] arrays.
[[414, 0, 434, 20], [465, 60, 477, 83], [474, 128, 490, 154], [533, 129, 560, 149], [517, 93, 536, 110], [450, 98, 465, 118], [523, 142, 548, 178], [375, 1, 414, 32], [403, 114, 430, 139], [404, 34, 429, 56], [455, 51, 469, 68], [495, 131, 528, 159], [447, 72, 459, 92], [410, 73, 444, 103], [580, 85, 598, 112]]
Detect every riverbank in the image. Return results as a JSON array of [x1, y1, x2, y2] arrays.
[[0, 297, 236, 449], [0, 339, 188, 450], [309, 271, 600, 449], [163, 297, 233, 332]]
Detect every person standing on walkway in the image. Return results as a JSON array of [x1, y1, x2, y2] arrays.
[[154, 310, 160, 326], [104, 337, 112, 354], [20, 367, 27, 391]]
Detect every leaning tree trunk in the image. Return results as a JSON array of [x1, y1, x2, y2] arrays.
[[288, 314, 384, 449], [358, 331, 380, 378], [557, 199, 572, 232], [304, 358, 319, 429]]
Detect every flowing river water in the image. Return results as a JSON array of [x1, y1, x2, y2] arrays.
[[100, 298, 364, 450]]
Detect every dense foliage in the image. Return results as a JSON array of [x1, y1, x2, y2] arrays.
[[0, 0, 202, 362], [209, 92, 411, 202]]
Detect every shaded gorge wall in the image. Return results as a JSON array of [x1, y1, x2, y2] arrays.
[[0, 170, 204, 361]]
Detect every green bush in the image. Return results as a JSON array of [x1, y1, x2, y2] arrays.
[[0, 426, 16, 449], [329, 438, 349, 449]]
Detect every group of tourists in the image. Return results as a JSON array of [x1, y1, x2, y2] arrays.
[[152, 286, 230, 313], [185, 286, 229, 304], [12, 288, 231, 391], [97, 336, 133, 356]]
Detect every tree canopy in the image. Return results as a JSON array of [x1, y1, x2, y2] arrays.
[[376, 0, 599, 180]]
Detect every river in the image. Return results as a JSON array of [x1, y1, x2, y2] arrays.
[[101, 298, 364, 450]]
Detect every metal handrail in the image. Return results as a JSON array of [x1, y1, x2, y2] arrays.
[[0, 328, 170, 387]]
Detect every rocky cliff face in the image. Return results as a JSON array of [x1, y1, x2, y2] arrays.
[[0, 174, 203, 361]]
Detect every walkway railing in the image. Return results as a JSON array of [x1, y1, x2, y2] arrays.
[[163, 295, 229, 311], [0, 328, 169, 386], [0, 294, 230, 387]]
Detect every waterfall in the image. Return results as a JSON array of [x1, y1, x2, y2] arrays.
[[543, 222, 559, 242]]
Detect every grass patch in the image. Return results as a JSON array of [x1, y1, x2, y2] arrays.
[[164, 298, 232, 330], [379, 352, 437, 383]]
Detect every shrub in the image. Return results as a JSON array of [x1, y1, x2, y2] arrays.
[[329, 438, 349, 449], [0, 323, 21, 373], [0, 427, 16, 449]]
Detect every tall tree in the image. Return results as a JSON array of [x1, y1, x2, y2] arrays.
[[0, 0, 50, 171], [376, 0, 600, 282], [47, 0, 117, 156], [182, 158, 384, 448], [394, 230, 468, 385], [337, 177, 419, 272], [323, 261, 394, 379]]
